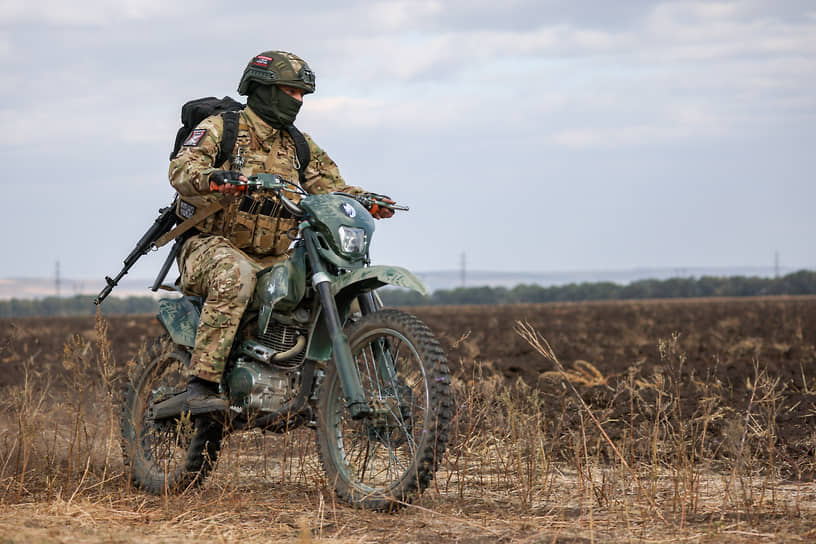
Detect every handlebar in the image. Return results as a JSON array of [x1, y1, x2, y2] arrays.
[[215, 174, 305, 216], [216, 174, 408, 215], [353, 193, 409, 212], [217, 173, 300, 192], [278, 191, 305, 217]]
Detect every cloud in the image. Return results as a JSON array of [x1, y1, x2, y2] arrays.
[[367, 0, 443, 30], [644, 2, 816, 61], [552, 100, 727, 149], [302, 93, 474, 131], [0, 86, 173, 148], [317, 2, 813, 89], [0, 0, 185, 25], [553, 126, 664, 149], [327, 24, 630, 83]]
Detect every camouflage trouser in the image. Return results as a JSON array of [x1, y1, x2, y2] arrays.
[[178, 234, 260, 382]]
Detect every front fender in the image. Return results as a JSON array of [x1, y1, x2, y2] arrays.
[[305, 265, 429, 361], [330, 265, 429, 298]]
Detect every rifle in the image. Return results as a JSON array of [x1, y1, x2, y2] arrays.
[[94, 200, 179, 305]]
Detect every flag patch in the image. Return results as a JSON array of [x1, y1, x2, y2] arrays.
[[178, 200, 197, 219], [253, 55, 273, 67], [183, 129, 207, 147]]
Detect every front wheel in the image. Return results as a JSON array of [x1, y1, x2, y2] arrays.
[[316, 309, 452, 510]]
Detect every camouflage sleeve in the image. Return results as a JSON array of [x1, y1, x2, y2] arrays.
[[168, 115, 227, 197], [300, 132, 364, 196]]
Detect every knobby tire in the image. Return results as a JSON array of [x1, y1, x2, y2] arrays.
[[120, 336, 223, 494]]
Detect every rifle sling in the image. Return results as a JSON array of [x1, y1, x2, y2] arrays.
[[154, 198, 227, 248]]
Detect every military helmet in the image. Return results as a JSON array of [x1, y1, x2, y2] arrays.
[[237, 51, 316, 96]]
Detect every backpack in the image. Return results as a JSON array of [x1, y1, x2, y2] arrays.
[[169, 96, 311, 183]]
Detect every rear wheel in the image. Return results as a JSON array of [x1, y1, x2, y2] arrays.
[[120, 337, 223, 494], [316, 309, 452, 510]]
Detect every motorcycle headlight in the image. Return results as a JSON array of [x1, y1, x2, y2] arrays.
[[338, 225, 366, 254]]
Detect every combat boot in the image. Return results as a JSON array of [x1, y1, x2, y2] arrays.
[[185, 376, 228, 414]]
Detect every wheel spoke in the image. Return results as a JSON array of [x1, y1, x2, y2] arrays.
[[360, 344, 381, 398], [364, 437, 381, 481], [387, 440, 407, 474], [390, 405, 418, 457], [390, 338, 404, 373]]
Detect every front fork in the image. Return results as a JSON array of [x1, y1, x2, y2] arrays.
[[358, 292, 398, 385], [303, 230, 371, 419], [357, 291, 379, 315]]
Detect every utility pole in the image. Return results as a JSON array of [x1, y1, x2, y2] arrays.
[[774, 251, 780, 279], [55, 260, 61, 297], [460, 252, 466, 288]]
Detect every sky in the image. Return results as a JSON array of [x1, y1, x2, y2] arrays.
[[0, 0, 814, 282]]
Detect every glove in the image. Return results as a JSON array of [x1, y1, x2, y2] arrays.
[[370, 199, 395, 219], [360, 192, 395, 219], [209, 170, 247, 193]]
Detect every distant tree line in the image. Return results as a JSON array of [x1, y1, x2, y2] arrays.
[[0, 270, 814, 317], [0, 295, 158, 318], [379, 269, 816, 306]]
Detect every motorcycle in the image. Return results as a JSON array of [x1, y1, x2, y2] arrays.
[[112, 174, 452, 510]]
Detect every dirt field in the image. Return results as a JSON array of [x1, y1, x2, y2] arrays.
[[1, 297, 815, 542]]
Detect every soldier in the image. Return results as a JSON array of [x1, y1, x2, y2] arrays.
[[169, 51, 393, 412]]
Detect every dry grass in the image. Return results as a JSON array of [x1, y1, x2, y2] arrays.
[[1, 309, 815, 543]]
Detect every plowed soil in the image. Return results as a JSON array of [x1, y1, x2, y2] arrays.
[[1, 296, 816, 542], [4, 297, 812, 383], [418, 296, 816, 474], [2, 297, 815, 444], [3, 296, 815, 463]]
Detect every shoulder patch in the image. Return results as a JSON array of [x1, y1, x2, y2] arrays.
[[182, 128, 207, 147]]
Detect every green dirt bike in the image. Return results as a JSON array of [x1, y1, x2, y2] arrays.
[[109, 174, 452, 510]]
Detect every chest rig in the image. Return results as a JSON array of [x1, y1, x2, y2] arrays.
[[218, 113, 312, 256], [173, 107, 313, 257]]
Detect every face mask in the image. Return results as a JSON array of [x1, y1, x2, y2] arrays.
[[247, 85, 302, 128]]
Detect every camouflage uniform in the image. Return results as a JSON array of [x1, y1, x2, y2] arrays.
[[170, 106, 363, 382]]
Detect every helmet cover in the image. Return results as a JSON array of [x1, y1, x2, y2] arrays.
[[237, 51, 316, 96]]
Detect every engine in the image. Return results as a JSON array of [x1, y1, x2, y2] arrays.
[[258, 319, 308, 369], [228, 358, 296, 412], [228, 319, 308, 413]]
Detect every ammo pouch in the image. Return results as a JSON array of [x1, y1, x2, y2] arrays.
[[228, 199, 255, 249], [253, 213, 277, 249], [225, 194, 297, 256], [272, 217, 298, 255]]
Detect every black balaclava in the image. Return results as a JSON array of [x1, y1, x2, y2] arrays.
[[247, 84, 302, 129]]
